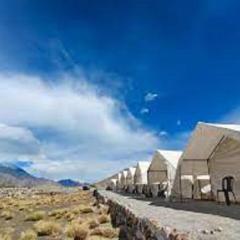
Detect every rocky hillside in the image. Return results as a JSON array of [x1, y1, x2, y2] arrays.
[[0, 163, 59, 188]]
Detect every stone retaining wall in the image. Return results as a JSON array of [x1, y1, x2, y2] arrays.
[[94, 190, 188, 240]]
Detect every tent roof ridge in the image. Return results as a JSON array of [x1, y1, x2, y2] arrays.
[[198, 122, 240, 132]]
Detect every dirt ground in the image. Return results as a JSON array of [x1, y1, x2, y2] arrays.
[[0, 188, 119, 240]]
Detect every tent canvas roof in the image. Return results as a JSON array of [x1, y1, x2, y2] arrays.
[[134, 161, 150, 184], [207, 123, 240, 132], [156, 150, 182, 168], [110, 179, 117, 183], [181, 122, 240, 161], [117, 173, 122, 180], [127, 167, 136, 176], [121, 170, 128, 178], [137, 161, 150, 172]]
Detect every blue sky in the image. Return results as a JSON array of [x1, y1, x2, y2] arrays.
[[0, 0, 240, 182]]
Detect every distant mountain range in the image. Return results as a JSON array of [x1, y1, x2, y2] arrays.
[[0, 163, 59, 188], [57, 179, 82, 187]]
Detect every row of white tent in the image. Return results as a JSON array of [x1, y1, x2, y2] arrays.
[[105, 122, 240, 202], [108, 150, 182, 198]]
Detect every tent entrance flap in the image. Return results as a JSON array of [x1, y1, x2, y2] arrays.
[[148, 170, 167, 184], [210, 137, 240, 202], [180, 159, 210, 199]]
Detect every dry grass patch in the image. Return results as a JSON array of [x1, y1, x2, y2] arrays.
[[0, 203, 5, 210], [98, 214, 110, 224], [25, 210, 46, 221], [12, 202, 19, 208], [18, 206, 26, 211], [34, 220, 61, 236], [80, 206, 94, 214], [100, 205, 109, 214], [19, 229, 37, 240], [65, 222, 89, 240], [6, 201, 13, 206], [0, 233, 12, 240], [91, 227, 119, 238], [71, 217, 84, 225], [64, 212, 75, 221], [0, 190, 117, 240], [72, 206, 83, 214], [0, 210, 13, 220], [48, 208, 67, 218], [88, 219, 99, 229]]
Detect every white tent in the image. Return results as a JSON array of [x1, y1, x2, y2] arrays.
[[134, 161, 150, 194], [109, 179, 117, 191], [120, 170, 128, 190], [95, 173, 118, 189], [148, 150, 182, 197], [126, 167, 136, 192], [116, 172, 122, 190], [172, 122, 240, 202]]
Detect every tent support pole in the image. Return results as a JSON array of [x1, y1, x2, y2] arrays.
[[179, 165, 182, 202]]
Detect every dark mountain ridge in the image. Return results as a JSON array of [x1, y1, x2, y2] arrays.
[[0, 163, 59, 188], [58, 179, 82, 187]]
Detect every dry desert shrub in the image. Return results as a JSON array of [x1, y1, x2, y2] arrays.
[[12, 202, 18, 208], [19, 229, 37, 240], [92, 201, 99, 207], [18, 206, 26, 211], [6, 201, 13, 206], [72, 206, 82, 214], [72, 216, 84, 225], [55, 213, 63, 220], [98, 214, 110, 224], [25, 210, 46, 221], [0, 233, 12, 240], [65, 223, 89, 240], [49, 208, 67, 218], [0, 210, 13, 220], [64, 212, 75, 221], [90, 227, 102, 236], [100, 205, 109, 214], [80, 207, 94, 214], [34, 220, 61, 236], [88, 219, 99, 229], [101, 228, 119, 238], [90, 227, 118, 238]]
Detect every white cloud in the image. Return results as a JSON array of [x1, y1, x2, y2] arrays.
[[159, 131, 168, 137], [144, 92, 158, 102], [160, 131, 191, 150], [0, 123, 40, 160], [140, 108, 150, 115], [0, 124, 38, 144], [0, 73, 160, 182], [177, 120, 182, 126], [220, 106, 240, 124]]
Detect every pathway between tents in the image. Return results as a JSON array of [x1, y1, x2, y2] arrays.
[[99, 190, 240, 240]]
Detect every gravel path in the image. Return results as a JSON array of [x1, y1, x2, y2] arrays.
[[99, 190, 240, 240]]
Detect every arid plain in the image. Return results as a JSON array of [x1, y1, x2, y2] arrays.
[[0, 188, 118, 240]]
